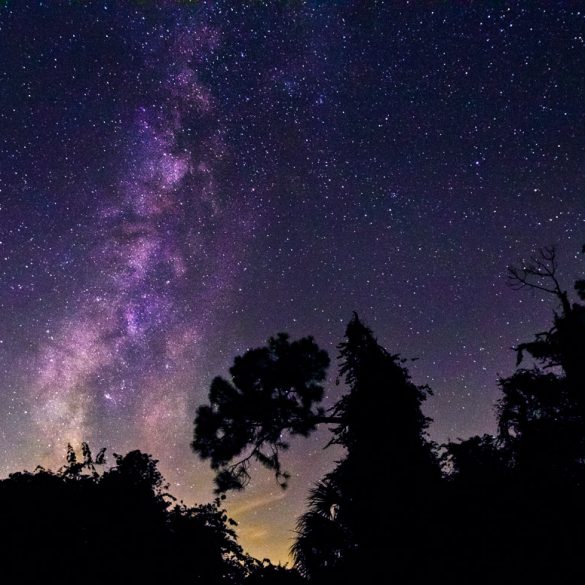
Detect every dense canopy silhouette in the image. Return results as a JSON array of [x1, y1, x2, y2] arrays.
[[191, 245, 585, 583], [192, 333, 330, 492], [194, 313, 441, 581], [2, 245, 585, 583], [0, 444, 299, 584], [442, 245, 585, 582]]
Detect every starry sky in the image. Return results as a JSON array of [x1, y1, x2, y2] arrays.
[[1, 0, 584, 563]]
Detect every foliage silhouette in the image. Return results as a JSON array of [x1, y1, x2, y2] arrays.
[[194, 314, 440, 581], [192, 333, 330, 492], [193, 245, 585, 582], [497, 246, 585, 481], [3, 245, 585, 583], [292, 314, 440, 582], [442, 245, 585, 582], [0, 444, 299, 584]]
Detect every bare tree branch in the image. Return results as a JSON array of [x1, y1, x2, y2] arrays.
[[507, 246, 571, 314]]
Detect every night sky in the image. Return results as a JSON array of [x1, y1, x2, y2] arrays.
[[1, 0, 584, 563]]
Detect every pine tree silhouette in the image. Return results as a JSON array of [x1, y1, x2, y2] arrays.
[[293, 314, 439, 581]]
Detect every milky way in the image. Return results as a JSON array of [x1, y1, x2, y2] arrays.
[[29, 17, 247, 463], [1, 1, 584, 562]]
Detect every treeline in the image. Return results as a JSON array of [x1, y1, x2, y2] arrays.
[[2, 245, 585, 583], [193, 245, 585, 583], [0, 446, 301, 584]]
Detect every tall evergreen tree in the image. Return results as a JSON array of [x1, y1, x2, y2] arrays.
[[292, 314, 439, 581]]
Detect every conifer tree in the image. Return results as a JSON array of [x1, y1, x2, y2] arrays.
[[293, 314, 439, 581]]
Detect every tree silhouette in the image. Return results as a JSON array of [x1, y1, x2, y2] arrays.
[[291, 472, 349, 581], [193, 313, 440, 581], [62, 441, 107, 478], [0, 445, 252, 584], [192, 333, 331, 492], [501, 245, 585, 480], [441, 244, 585, 582], [293, 314, 439, 581], [4, 246, 585, 582], [245, 560, 305, 584]]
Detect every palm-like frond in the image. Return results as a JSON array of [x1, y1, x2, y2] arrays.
[[291, 475, 351, 579]]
